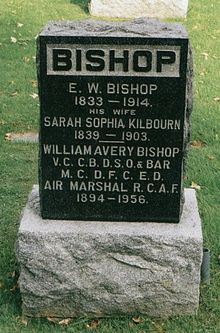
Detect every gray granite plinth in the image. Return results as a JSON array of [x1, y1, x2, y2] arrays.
[[16, 186, 202, 318], [89, 0, 189, 18]]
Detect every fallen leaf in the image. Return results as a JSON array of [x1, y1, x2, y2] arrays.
[[0, 282, 4, 288], [10, 91, 18, 97], [218, 255, 220, 264], [5, 133, 12, 140], [23, 56, 30, 63], [208, 155, 215, 160], [29, 93, 38, 99], [58, 318, 72, 326], [86, 319, 100, 329], [132, 316, 144, 324], [191, 140, 205, 148], [47, 317, 60, 324], [191, 181, 201, 190], [201, 52, 209, 60], [11, 36, 17, 43], [17, 22, 24, 28], [16, 316, 28, 326], [214, 97, 220, 102], [11, 271, 16, 278], [21, 317, 28, 326], [18, 41, 27, 46], [31, 80, 37, 87]]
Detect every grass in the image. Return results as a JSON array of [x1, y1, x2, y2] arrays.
[[0, 0, 220, 332]]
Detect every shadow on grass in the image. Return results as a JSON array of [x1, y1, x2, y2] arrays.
[[70, 0, 89, 14]]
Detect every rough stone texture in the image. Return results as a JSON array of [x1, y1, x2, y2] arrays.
[[89, 0, 189, 18], [39, 18, 188, 38], [16, 186, 202, 318]]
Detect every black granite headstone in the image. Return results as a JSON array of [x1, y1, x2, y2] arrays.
[[37, 19, 192, 222]]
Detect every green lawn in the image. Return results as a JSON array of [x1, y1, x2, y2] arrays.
[[0, 0, 220, 332]]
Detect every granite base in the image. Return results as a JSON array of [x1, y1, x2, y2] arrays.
[[16, 186, 203, 318]]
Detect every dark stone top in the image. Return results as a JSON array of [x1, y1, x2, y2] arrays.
[[39, 18, 188, 39]]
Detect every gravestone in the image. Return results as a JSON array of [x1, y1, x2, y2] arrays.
[[38, 19, 192, 223], [16, 19, 202, 319], [89, 0, 189, 19]]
